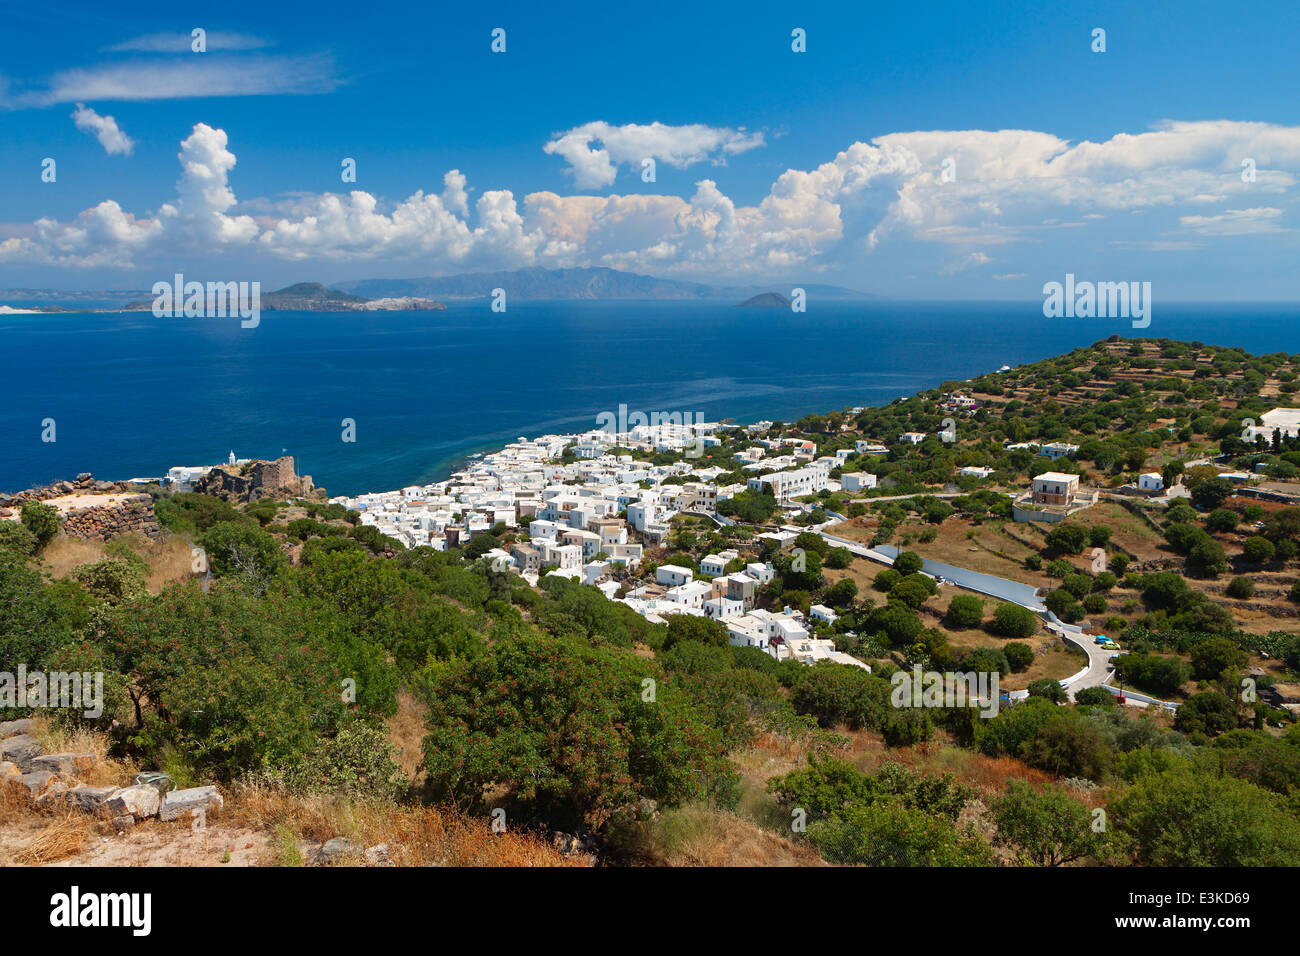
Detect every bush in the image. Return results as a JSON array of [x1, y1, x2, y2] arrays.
[[1074, 686, 1117, 707], [989, 602, 1038, 638], [1226, 576, 1255, 599], [1045, 523, 1089, 554], [873, 568, 901, 592], [0, 521, 39, 556], [1205, 508, 1239, 533], [944, 594, 984, 629], [1027, 678, 1068, 703], [1083, 594, 1108, 614], [893, 551, 924, 575], [19, 501, 60, 548], [1242, 536, 1275, 564], [1173, 691, 1238, 737], [1004, 642, 1034, 672]]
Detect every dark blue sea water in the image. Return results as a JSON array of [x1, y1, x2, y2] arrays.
[[2, 300, 1298, 497]]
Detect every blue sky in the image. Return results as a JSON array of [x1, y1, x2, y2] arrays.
[[1, 0, 1298, 298]]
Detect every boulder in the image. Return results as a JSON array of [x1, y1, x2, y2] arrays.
[[111, 814, 136, 831], [29, 752, 96, 776], [365, 843, 393, 867], [314, 836, 363, 865], [0, 718, 36, 739], [19, 770, 56, 800], [106, 784, 161, 820], [66, 785, 119, 812], [0, 734, 42, 771], [159, 785, 222, 822], [35, 779, 70, 808], [1, 760, 24, 793]]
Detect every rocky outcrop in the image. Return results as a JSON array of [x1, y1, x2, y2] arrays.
[[194, 456, 318, 503]]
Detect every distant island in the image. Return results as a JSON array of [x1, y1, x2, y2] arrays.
[[736, 292, 792, 308], [119, 282, 446, 313], [2, 268, 876, 312], [336, 266, 876, 302]]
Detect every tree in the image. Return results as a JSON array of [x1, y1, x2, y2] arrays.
[[808, 799, 993, 866], [789, 663, 891, 730], [1045, 523, 1089, 554], [1004, 642, 1034, 672], [1205, 508, 1239, 533], [1174, 691, 1238, 737], [421, 634, 734, 830], [199, 520, 286, 587], [1027, 678, 1067, 704], [868, 602, 924, 647], [662, 614, 730, 651], [1074, 686, 1118, 707], [1191, 477, 1233, 511], [944, 594, 984, 629], [1242, 535, 1276, 564], [992, 780, 1111, 866], [1225, 576, 1254, 599], [988, 602, 1038, 638], [1111, 769, 1300, 865], [893, 551, 924, 575], [19, 501, 60, 548]]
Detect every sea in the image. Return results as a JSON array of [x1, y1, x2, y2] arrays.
[[2, 300, 1298, 497]]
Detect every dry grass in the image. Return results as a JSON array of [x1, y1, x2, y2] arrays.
[[630, 803, 827, 866], [385, 691, 428, 785], [225, 783, 585, 867], [40, 532, 196, 593], [11, 811, 90, 865], [30, 715, 138, 788]]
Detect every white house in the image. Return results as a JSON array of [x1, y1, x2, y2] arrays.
[[745, 562, 776, 585], [1040, 442, 1080, 460], [656, 564, 694, 587], [841, 472, 878, 492], [703, 597, 744, 620], [1137, 472, 1164, 492], [699, 549, 739, 576], [1031, 472, 1079, 506], [667, 580, 712, 609], [855, 441, 889, 455], [900, 432, 927, 445], [809, 604, 839, 625], [960, 466, 995, 479]]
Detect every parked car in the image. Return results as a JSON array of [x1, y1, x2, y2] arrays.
[[1101, 640, 1120, 650], [1093, 634, 1109, 644]]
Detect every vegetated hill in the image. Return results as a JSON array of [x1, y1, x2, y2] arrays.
[[738, 291, 795, 306], [260, 282, 446, 311], [336, 266, 877, 301], [120, 282, 447, 312]]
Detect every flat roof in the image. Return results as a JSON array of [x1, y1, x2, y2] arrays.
[[1033, 472, 1079, 483]]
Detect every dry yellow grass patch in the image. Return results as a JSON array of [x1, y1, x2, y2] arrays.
[[385, 690, 428, 784], [30, 715, 138, 788], [11, 812, 91, 865], [225, 783, 585, 867], [40, 532, 196, 593], [634, 803, 827, 867]]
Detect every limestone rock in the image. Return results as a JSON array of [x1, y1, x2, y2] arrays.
[[0, 734, 42, 771], [0, 718, 36, 739], [159, 785, 222, 822], [106, 784, 162, 820], [29, 752, 96, 776], [66, 784, 119, 812]]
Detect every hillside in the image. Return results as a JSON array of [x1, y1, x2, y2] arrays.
[[4, 336, 1299, 870]]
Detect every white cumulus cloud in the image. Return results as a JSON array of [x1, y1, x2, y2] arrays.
[[544, 121, 765, 189], [71, 103, 134, 155]]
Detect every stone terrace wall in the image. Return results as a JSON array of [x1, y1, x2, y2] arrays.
[[55, 493, 161, 541]]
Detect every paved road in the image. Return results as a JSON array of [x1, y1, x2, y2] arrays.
[[818, 532, 1130, 701]]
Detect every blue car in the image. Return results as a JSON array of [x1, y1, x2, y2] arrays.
[[1093, 635, 1109, 644]]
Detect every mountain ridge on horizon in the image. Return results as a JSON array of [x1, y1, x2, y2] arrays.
[[335, 266, 880, 302]]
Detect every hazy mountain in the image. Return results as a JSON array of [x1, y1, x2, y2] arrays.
[[336, 266, 877, 301]]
